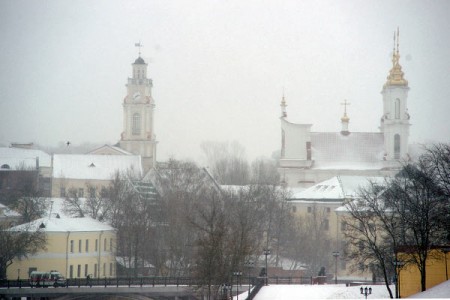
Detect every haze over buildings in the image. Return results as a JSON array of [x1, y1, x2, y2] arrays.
[[1, 0, 449, 163]]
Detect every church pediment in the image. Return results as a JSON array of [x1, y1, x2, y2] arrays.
[[87, 144, 132, 156]]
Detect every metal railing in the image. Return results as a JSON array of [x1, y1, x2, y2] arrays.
[[0, 275, 315, 290]]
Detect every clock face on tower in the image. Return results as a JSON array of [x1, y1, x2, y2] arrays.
[[132, 92, 141, 101]]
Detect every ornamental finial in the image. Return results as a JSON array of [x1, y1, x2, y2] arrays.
[[280, 89, 287, 118], [385, 28, 408, 88]]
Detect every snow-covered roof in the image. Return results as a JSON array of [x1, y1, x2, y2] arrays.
[[310, 132, 385, 170], [0, 203, 21, 218], [52, 154, 142, 180], [9, 216, 114, 232], [290, 176, 385, 200], [0, 147, 52, 170]]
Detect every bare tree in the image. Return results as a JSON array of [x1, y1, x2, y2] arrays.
[[1, 167, 47, 223], [0, 223, 46, 279], [64, 188, 85, 217], [386, 158, 448, 293], [201, 141, 249, 185], [84, 184, 109, 221], [343, 180, 397, 298]]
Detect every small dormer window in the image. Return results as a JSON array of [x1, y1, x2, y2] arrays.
[[89, 163, 95, 167], [1, 164, 10, 169]]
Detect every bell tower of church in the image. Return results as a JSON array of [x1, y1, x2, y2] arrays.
[[380, 29, 410, 161], [119, 47, 157, 172]]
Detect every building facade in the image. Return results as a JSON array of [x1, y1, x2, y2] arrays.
[[288, 176, 384, 281], [7, 206, 116, 280], [51, 154, 142, 198], [279, 31, 410, 188]]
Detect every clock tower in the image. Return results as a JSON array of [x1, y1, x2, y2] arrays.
[[119, 54, 157, 172]]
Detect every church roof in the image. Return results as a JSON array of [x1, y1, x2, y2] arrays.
[[310, 132, 385, 170], [134, 56, 146, 64], [87, 144, 132, 155], [52, 154, 142, 180]]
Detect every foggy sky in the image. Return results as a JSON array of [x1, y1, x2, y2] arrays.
[[1, 0, 449, 163]]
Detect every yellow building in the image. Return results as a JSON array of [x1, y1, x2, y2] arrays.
[[397, 247, 450, 298], [7, 208, 116, 280], [288, 176, 384, 280]]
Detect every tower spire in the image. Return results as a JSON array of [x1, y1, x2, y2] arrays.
[[280, 89, 287, 118], [385, 28, 408, 87], [340, 99, 350, 135]]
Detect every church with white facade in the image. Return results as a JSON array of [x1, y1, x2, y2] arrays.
[[279, 32, 411, 188]]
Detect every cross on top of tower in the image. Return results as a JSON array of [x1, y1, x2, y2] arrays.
[[341, 99, 350, 115]]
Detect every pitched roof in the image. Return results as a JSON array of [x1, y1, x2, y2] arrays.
[[9, 215, 114, 233], [52, 154, 142, 180], [8, 198, 114, 232], [290, 175, 385, 200], [87, 145, 132, 155], [310, 132, 385, 170]]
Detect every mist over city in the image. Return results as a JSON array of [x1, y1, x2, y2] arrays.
[[1, 1, 450, 299], [1, 0, 449, 162]]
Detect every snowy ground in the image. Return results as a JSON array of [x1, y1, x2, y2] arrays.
[[243, 280, 450, 299], [408, 279, 450, 298], [251, 284, 392, 299]]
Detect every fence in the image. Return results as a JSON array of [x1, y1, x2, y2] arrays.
[[0, 275, 315, 290]]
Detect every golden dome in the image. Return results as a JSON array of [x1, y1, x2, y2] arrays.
[[384, 29, 408, 88]]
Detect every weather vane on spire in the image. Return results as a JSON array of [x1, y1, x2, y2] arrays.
[[135, 41, 143, 56]]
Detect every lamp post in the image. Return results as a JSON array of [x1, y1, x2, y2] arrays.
[[360, 286, 372, 299], [332, 251, 340, 284], [233, 271, 242, 300], [244, 260, 254, 298], [263, 249, 271, 286]]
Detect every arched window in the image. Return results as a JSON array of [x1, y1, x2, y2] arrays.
[[1, 164, 10, 169], [394, 134, 401, 159], [395, 98, 400, 119], [132, 113, 141, 135]]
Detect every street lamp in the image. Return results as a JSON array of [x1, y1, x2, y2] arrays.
[[332, 251, 340, 284], [233, 271, 242, 300], [244, 260, 254, 298], [263, 249, 271, 286], [360, 286, 372, 299]]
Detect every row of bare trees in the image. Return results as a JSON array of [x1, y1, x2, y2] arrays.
[[344, 143, 450, 298], [58, 155, 294, 299], [0, 168, 48, 279]]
